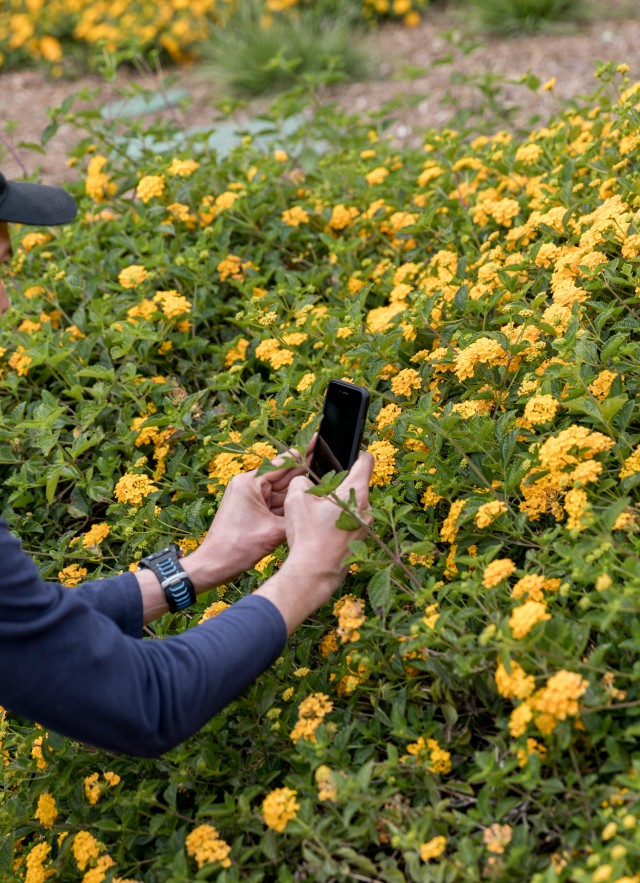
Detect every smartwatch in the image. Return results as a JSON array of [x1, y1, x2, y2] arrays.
[[138, 543, 196, 612]]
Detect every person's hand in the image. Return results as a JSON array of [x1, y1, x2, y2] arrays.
[[254, 452, 374, 633], [183, 449, 308, 592]]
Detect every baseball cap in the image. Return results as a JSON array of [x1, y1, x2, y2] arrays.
[[0, 171, 77, 226]]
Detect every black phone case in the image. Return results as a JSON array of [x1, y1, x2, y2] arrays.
[[309, 380, 370, 483]]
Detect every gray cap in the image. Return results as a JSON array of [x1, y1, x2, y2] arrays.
[[0, 171, 77, 226]]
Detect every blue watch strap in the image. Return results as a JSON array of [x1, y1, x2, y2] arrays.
[[139, 543, 196, 613]]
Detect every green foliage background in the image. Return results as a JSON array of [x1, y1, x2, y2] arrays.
[[1, 60, 640, 882]]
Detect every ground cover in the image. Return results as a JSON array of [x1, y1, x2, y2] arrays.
[[1, 5, 640, 883]]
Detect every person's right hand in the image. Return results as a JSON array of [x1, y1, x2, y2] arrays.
[[254, 452, 374, 634]]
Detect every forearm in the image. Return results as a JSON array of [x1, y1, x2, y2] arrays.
[[254, 559, 339, 636], [0, 588, 286, 757]]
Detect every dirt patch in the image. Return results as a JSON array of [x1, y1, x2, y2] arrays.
[[1, 5, 640, 184]]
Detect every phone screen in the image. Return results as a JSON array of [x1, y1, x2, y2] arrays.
[[310, 380, 369, 481]]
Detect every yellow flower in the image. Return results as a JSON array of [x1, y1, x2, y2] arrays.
[[153, 289, 191, 319], [86, 155, 116, 202], [315, 765, 337, 801], [403, 736, 452, 774], [255, 338, 294, 369], [421, 486, 443, 509], [118, 265, 148, 289], [290, 693, 333, 743], [261, 787, 300, 832], [40, 35, 63, 61], [114, 472, 158, 505], [495, 660, 535, 699], [136, 175, 165, 203], [454, 337, 508, 381], [422, 603, 439, 630], [167, 202, 195, 224], [208, 452, 242, 488], [517, 737, 547, 767], [474, 500, 507, 528], [82, 854, 115, 883], [427, 737, 452, 774], [482, 557, 516, 589], [365, 166, 389, 186], [329, 203, 359, 230], [225, 338, 250, 367], [515, 143, 543, 164], [59, 564, 88, 587], [20, 231, 51, 252], [511, 574, 546, 602], [73, 831, 102, 871], [103, 771, 121, 787], [483, 823, 512, 854], [185, 824, 231, 869], [31, 735, 47, 769], [296, 372, 316, 392], [282, 206, 309, 227], [522, 394, 559, 426], [588, 369, 617, 401], [509, 702, 533, 737], [84, 772, 101, 805], [440, 499, 464, 543], [9, 346, 32, 376], [242, 441, 278, 471], [620, 445, 640, 480], [419, 835, 446, 861], [334, 595, 366, 643], [25, 843, 51, 883], [35, 791, 58, 828], [509, 600, 551, 639], [532, 670, 589, 720], [367, 439, 398, 486], [168, 158, 200, 177], [391, 367, 422, 397], [82, 523, 110, 547], [254, 553, 276, 574], [199, 601, 230, 623]]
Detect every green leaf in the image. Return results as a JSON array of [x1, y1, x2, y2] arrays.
[[368, 566, 392, 617]]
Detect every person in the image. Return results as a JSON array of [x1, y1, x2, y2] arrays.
[[0, 171, 374, 757]]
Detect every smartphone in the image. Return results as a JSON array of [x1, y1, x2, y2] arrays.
[[309, 380, 370, 483]]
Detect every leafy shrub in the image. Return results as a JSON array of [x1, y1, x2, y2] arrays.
[[204, 0, 372, 96], [1, 61, 640, 881], [0, 0, 427, 75], [465, 0, 587, 35]]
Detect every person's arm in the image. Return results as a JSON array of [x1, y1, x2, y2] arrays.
[[0, 453, 373, 757], [0, 518, 286, 756], [72, 450, 309, 629]]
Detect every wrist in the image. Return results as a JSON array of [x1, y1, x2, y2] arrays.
[[181, 545, 240, 595], [254, 558, 342, 635]]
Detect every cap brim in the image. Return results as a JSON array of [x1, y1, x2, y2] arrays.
[[0, 179, 78, 226]]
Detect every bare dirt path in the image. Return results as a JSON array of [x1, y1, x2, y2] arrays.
[[1, 3, 639, 184]]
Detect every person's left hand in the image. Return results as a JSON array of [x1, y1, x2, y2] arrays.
[[182, 448, 310, 592]]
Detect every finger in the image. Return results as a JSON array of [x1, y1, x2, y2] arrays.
[[336, 452, 374, 505], [269, 465, 307, 492], [289, 473, 314, 495], [263, 449, 305, 483]]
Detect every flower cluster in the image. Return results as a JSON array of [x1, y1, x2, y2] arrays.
[[261, 787, 300, 832], [290, 693, 333, 743], [185, 824, 232, 869]]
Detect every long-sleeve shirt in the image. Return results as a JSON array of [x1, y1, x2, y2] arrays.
[[0, 518, 287, 757]]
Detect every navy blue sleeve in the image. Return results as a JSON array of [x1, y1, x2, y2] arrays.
[[0, 519, 287, 757], [71, 571, 143, 637]]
